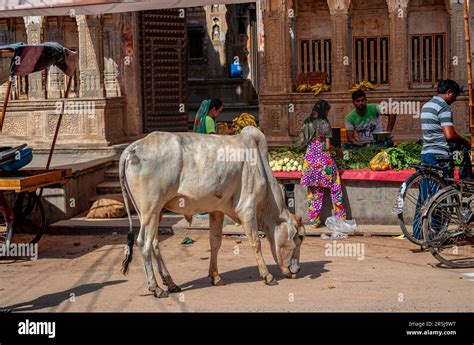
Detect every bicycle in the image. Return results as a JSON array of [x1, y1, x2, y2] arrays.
[[421, 179, 474, 268], [393, 157, 453, 246]]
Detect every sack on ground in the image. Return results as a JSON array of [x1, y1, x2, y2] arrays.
[[370, 150, 391, 171], [86, 194, 134, 219]]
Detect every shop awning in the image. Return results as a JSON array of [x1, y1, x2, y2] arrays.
[[0, 0, 254, 17]]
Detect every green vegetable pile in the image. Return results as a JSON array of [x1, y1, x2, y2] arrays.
[[335, 146, 385, 170], [385, 142, 422, 171], [269, 146, 305, 155], [269, 141, 424, 171]]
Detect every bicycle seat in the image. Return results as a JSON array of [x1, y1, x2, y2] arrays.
[[435, 156, 453, 164], [413, 163, 445, 171]]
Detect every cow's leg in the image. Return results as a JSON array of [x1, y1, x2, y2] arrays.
[[240, 217, 278, 286], [152, 234, 182, 293], [208, 211, 225, 286], [137, 213, 168, 298]]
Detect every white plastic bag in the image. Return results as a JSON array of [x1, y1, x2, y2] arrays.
[[321, 217, 363, 240]]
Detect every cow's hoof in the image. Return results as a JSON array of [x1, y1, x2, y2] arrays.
[[153, 290, 169, 298], [168, 285, 182, 293], [212, 278, 226, 286], [264, 275, 278, 286]]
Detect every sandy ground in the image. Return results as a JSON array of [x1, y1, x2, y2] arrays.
[[0, 230, 473, 312]]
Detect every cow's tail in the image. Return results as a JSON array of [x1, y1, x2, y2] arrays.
[[119, 147, 138, 275]]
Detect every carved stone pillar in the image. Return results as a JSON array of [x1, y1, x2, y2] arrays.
[[327, 0, 351, 92], [0, 19, 11, 98], [206, 4, 229, 78], [103, 13, 122, 98], [24, 16, 45, 100], [77, 15, 105, 98], [261, 0, 291, 93], [121, 11, 142, 136], [259, 0, 293, 146], [387, 0, 409, 90], [449, 1, 468, 86], [46, 17, 64, 99]]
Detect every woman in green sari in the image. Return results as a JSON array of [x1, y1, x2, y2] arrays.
[[193, 99, 224, 134]]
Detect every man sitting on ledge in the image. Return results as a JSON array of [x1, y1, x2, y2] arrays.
[[343, 89, 397, 149]]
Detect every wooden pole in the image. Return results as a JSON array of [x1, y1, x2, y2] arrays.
[[464, 0, 474, 145], [0, 79, 12, 131], [45, 76, 73, 171]]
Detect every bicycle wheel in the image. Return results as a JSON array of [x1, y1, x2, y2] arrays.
[[422, 188, 474, 268], [11, 192, 46, 244], [395, 172, 446, 245]]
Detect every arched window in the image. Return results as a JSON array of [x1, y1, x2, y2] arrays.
[[408, 0, 448, 87], [296, 0, 333, 84], [212, 17, 220, 41], [350, 0, 390, 85]]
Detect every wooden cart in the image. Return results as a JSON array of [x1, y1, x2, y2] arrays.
[[0, 169, 72, 245]]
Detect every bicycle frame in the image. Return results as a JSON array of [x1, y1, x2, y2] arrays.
[[420, 180, 474, 229]]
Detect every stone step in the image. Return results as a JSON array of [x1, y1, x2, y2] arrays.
[[49, 214, 401, 237], [104, 167, 119, 181], [96, 181, 122, 195]]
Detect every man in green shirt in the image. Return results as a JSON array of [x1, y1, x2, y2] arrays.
[[344, 90, 396, 148]]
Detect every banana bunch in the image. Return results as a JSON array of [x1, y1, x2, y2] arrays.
[[296, 83, 330, 95], [349, 81, 376, 92], [297, 84, 311, 92], [232, 113, 259, 134], [310, 83, 330, 95]]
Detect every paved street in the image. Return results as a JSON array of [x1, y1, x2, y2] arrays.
[[1, 228, 473, 312]]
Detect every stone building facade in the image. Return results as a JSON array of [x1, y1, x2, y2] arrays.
[[0, 5, 258, 148], [258, 0, 474, 146], [0, 13, 136, 148], [1, 1, 473, 149]]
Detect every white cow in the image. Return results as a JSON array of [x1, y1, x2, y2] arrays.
[[119, 126, 305, 298]]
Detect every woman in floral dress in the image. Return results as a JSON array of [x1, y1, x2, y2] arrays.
[[300, 100, 346, 227]]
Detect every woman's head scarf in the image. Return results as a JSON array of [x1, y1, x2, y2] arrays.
[[193, 99, 211, 133], [301, 99, 331, 147]]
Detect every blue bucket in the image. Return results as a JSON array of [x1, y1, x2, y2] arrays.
[[230, 56, 243, 78], [0, 148, 33, 172]]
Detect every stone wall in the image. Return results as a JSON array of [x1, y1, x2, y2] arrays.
[[260, 0, 473, 146], [0, 98, 127, 148]]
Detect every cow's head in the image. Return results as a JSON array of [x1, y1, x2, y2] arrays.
[[272, 214, 305, 279]]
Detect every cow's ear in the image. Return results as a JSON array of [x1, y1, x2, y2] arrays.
[[287, 222, 297, 240]]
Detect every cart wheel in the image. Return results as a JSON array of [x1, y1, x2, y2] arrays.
[[0, 213, 13, 247], [12, 192, 46, 244]]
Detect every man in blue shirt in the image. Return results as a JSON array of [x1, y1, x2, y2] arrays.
[[413, 80, 470, 240]]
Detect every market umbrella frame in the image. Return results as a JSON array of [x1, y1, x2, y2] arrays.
[[0, 42, 77, 171]]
